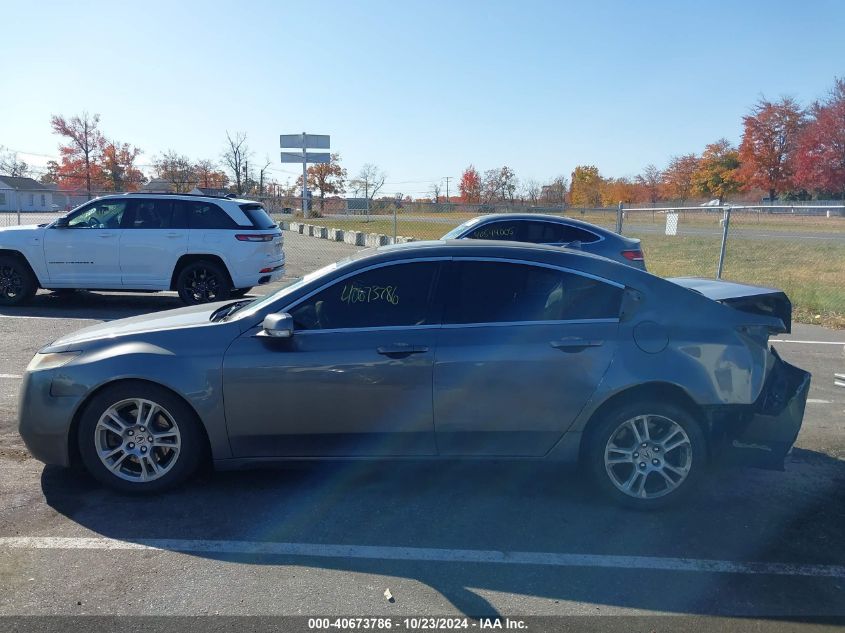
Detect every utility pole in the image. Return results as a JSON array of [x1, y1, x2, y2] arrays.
[[243, 160, 248, 195], [444, 176, 451, 203]]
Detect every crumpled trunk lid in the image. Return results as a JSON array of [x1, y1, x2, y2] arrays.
[[668, 277, 792, 333]]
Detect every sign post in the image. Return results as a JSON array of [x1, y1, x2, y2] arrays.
[[280, 133, 331, 217]]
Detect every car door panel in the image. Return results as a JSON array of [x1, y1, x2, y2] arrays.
[[120, 199, 188, 288], [432, 259, 622, 457], [434, 321, 618, 456], [222, 259, 444, 458]]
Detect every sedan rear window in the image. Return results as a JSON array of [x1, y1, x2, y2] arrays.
[[240, 204, 277, 229]]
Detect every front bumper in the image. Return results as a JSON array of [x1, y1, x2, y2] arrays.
[[17, 368, 81, 467], [719, 348, 811, 470]]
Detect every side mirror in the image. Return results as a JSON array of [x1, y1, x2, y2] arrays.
[[261, 312, 294, 338], [54, 217, 69, 228]]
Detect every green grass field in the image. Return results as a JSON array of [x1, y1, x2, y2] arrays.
[[298, 215, 845, 328]]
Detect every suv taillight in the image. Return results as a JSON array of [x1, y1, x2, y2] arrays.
[[235, 234, 274, 242], [621, 249, 644, 261]]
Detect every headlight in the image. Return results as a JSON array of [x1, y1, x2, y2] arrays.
[[26, 352, 82, 372]]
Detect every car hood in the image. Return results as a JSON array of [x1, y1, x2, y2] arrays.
[[47, 302, 225, 349], [0, 224, 43, 241]]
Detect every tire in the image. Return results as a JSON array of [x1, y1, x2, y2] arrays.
[[585, 400, 707, 510], [0, 255, 37, 306], [175, 260, 231, 305], [230, 287, 253, 299], [77, 381, 205, 493]]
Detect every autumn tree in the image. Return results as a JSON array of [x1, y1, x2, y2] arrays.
[[296, 153, 347, 214], [194, 159, 229, 189], [154, 151, 196, 193], [50, 111, 104, 197], [569, 165, 604, 207], [0, 147, 30, 177], [693, 139, 741, 204], [795, 78, 845, 198], [222, 131, 250, 194], [601, 177, 640, 206], [636, 164, 663, 203], [100, 141, 144, 192], [663, 154, 699, 204], [459, 165, 481, 203], [738, 97, 805, 201]]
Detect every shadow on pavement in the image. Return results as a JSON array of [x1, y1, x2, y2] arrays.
[[40, 449, 845, 618]]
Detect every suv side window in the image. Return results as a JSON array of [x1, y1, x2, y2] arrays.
[[172, 201, 238, 229], [444, 260, 623, 324], [66, 200, 128, 229], [290, 262, 439, 331], [465, 221, 521, 241], [123, 199, 173, 229]]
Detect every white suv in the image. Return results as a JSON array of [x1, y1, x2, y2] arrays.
[[0, 193, 285, 305]]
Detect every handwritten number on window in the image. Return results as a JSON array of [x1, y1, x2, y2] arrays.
[[340, 284, 400, 306]]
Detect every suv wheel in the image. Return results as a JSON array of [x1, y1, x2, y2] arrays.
[[176, 260, 231, 305], [77, 382, 204, 493], [585, 401, 706, 509], [0, 255, 37, 306]]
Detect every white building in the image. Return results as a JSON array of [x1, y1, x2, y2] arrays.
[[0, 176, 54, 212]]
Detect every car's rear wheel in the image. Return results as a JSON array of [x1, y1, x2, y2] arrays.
[[230, 287, 253, 298], [0, 255, 37, 306], [176, 260, 231, 305], [585, 401, 706, 509], [77, 382, 204, 493]]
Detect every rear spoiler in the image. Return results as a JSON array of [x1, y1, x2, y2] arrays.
[[668, 277, 792, 333]]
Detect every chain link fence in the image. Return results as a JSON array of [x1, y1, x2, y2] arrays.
[[2, 190, 843, 327]]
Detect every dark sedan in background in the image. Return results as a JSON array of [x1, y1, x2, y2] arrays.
[[18, 241, 808, 508], [441, 213, 647, 269]]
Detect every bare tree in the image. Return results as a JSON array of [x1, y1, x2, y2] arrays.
[[0, 147, 30, 177], [258, 157, 272, 196], [350, 163, 386, 200], [541, 175, 568, 206], [524, 179, 541, 205], [430, 182, 442, 203], [222, 131, 250, 194], [153, 151, 196, 193]]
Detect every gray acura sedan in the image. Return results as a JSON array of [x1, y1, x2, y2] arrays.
[[18, 241, 809, 508]]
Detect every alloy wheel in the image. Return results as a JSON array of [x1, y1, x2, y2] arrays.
[[94, 398, 182, 483], [0, 265, 23, 301], [187, 267, 221, 302], [604, 414, 693, 499]]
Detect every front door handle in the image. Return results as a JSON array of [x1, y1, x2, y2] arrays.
[[550, 338, 604, 352], [377, 345, 429, 358], [165, 232, 182, 238], [97, 233, 115, 238]]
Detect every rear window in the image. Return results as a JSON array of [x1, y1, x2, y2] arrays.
[[240, 204, 277, 229]]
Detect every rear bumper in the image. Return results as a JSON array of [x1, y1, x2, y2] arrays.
[[717, 348, 811, 470]]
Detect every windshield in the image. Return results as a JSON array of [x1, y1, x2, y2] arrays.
[[441, 217, 483, 240]]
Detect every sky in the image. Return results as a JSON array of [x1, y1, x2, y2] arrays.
[[1, 0, 843, 197]]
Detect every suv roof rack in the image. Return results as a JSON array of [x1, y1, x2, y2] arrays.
[[117, 192, 241, 200]]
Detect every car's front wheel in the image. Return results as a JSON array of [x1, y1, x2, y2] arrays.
[[585, 401, 706, 509], [0, 255, 37, 306], [77, 382, 204, 493], [176, 260, 231, 305]]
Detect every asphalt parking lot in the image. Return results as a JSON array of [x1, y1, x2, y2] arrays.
[[0, 232, 844, 624]]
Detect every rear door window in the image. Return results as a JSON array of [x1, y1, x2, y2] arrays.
[[444, 260, 623, 324], [521, 221, 600, 244], [290, 262, 440, 330], [124, 199, 173, 229], [239, 204, 277, 229]]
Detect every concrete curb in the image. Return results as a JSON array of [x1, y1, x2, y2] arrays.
[[280, 220, 416, 247]]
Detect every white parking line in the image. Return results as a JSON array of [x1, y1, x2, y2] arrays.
[[807, 399, 832, 404], [0, 374, 21, 379], [771, 339, 845, 346], [1, 536, 844, 579]]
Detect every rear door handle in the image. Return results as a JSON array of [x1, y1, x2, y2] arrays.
[[377, 345, 429, 358], [97, 233, 114, 238], [550, 338, 604, 352]]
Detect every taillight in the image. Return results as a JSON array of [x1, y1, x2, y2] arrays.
[[621, 249, 644, 261], [235, 234, 274, 242]]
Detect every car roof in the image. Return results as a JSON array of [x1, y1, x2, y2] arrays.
[[463, 213, 619, 236], [96, 193, 255, 204]]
